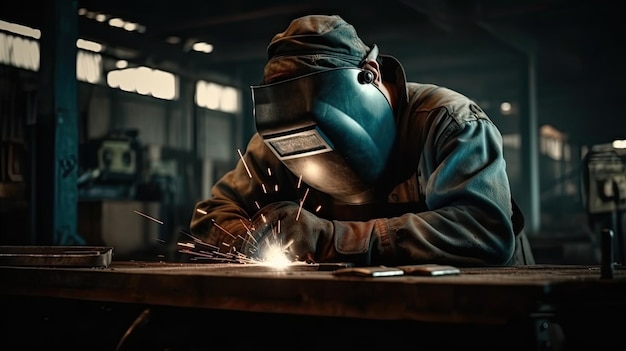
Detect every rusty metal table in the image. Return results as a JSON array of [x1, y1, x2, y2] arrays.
[[1, 262, 625, 350]]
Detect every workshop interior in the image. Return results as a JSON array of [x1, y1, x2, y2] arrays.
[[1, 2, 626, 350], [0, 0, 624, 264]]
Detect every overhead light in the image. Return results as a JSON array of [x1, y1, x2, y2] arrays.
[[192, 42, 213, 54], [0, 20, 40, 39], [500, 101, 512, 114], [165, 36, 181, 45], [77, 38, 104, 52], [108, 18, 124, 28], [613, 140, 626, 149], [115, 60, 128, 69], [95, 14, 108, 23], [123, 22, 138, 32]]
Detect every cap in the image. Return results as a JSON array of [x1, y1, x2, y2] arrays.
[[262, 15, 372, 83]]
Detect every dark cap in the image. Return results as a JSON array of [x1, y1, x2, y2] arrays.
[[262, 15, 372, 83]]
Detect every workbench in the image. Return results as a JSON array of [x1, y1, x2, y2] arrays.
[[1, 261, 625, 351]]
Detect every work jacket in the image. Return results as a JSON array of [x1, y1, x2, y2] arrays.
[[190, 56, 523, 266]]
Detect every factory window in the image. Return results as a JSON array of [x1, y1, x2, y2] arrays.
[[77, 50, 102, 84], [107, 66, 178, 100], [540, 125, 569, 161], [195, 80, 240, 113], [0, 31, 39, 71], [2, 19, 240, 112], [1, 20, 102, 84], [502, 134, 520, 149]]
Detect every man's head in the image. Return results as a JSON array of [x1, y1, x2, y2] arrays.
[[262, 15, 377, 84], [253, 15, 395, 204]]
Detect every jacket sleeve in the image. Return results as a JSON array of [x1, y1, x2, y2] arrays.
[[404, 122, 513, 264], [189, 134, 301, 253]]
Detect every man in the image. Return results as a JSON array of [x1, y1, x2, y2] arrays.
[[190, 14, 534, 266]]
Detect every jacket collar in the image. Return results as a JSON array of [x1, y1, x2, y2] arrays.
[[380, 54, 409, 120]]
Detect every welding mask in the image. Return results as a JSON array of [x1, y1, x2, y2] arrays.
[[251, 67, 396, 204]]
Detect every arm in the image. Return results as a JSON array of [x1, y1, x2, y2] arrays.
[[189, 134, 301, 254], [255, 91, 516, 266], [362, 90, 517, 265], [346, 94, 516, 266], [248, 111, 516, 267], [380, 112, 517, 266]]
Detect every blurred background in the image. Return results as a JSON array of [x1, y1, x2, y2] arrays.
[[0, 0, 624, 263]]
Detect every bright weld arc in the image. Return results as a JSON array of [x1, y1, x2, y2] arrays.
[[184, 206, 298, 267]]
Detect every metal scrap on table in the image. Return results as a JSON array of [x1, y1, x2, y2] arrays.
[[0, 246, 113, 267]]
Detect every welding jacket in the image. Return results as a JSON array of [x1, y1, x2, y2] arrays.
[[190, 55, 524, 266]]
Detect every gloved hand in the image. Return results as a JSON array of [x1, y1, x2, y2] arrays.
[[248, 201, 334, 263], [247, 201, 379, 264]]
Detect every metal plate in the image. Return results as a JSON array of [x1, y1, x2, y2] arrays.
[[0, 246, 113, 267]]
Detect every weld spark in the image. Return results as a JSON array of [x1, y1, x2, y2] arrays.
[[211, 218, 236, 239], [238, 148, 253, 178], [295, 187, 310, 221], [133, 210, 164, 224]]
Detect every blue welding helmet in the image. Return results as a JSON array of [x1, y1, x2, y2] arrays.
[[251, 67, 396, 204]]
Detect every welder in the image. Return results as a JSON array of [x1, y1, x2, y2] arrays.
[[190, 14, 534, 266]]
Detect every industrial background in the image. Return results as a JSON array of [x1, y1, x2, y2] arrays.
[[0, 0, 624, 263]]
